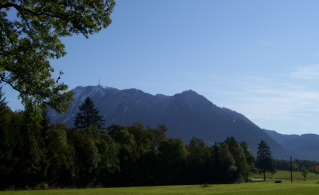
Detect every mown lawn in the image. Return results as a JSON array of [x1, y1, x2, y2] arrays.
[[1, 171, 319, 194]]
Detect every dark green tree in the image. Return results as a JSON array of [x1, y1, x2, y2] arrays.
[[127, 123, 153, 156], [0, 87, 16, 189], [212, 142, 237, 184], [0, 0, 115, 113], [74, 97, 105, 129], [240, 141, 256, 180], [71, 128, 99, 186], [147, 124, 168, 149], [127, 123, 156, 185], [186, 137, 211, 184], [224, 137, 248, 182], [107, 124, 139, 186], [301, 166, 309, 181], [45, 122, 76, 186], [96, 131, 119, 186], [0, 109, 24, 189], [157, 138, 187, 185], [256, 140, 276, 180]]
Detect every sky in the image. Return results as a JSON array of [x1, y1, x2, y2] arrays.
[[4, 0, 319, 135]]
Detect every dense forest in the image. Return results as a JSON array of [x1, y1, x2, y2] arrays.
[[1, 94, 319, 190]]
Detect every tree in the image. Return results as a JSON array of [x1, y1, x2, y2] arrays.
[[240, 141, 256, 180], [224, 137, 248, 182], [157, 138, 187, 184], [96, 131, 119, 186], [0, 87, 16, 189], [23, 109, 51, 186], [292, 163, 299, 171], [74, 97, 105, 129], [301, 166, 309, 181], [126, 123, 156, 185], [212, 142, 237, 184], [186, 137, 211, 184], [107, 124, 139, 186], [70, 127, 101, 186], [45, 122, 76, 186], [256, 140, 276, 180], [0, 0, 115, 113], [147, 124, 168, 150]]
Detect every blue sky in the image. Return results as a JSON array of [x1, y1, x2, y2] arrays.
[[4, 0, 319, 135]]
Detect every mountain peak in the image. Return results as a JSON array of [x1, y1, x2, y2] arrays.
[[181, 89, 198, 95]]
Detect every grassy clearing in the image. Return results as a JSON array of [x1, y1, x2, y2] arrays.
[[1, 171, 319, 194], [252, 170, 319, 182]]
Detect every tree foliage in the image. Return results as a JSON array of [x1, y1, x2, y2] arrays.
[[186, 137, 211, 184], [240, 141, 256, 180], [256, 140, 276, 180], [74, 97, 105, 129], [224, 137, 248, 182], [301, 166, 309, 181], [0, 0, 115, 112], [273, 158, 319, 174], [0, 95, 262, 189], [158, 138, 187, 184], [0, 87, 18, 188]]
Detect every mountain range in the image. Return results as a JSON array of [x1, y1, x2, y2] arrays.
[[48, 85, 319, 161], [263, 129, 319, 161]]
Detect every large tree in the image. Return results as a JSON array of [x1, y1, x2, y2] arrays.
[[224, 137, 248, 182], [0, 0, 115, 113], [256, 140, 275, 180], [186, 137, 211, 184], [74, 97, 105, 129], [157, 138, 187, 184]]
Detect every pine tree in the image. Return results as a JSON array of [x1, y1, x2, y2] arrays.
[[74, 97, 105, 129], [256, 140, 276, 180]]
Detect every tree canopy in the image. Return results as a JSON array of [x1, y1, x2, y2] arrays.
[[74, 97, 105, 129], [0, 0, 115, 113], [256, 140, 276, 180]]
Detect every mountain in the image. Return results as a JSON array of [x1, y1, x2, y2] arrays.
[[264, 129, 319, 160], [48, 85, 311, 160]]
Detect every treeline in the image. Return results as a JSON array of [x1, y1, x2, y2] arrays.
[[1, 95, 313, 190], [0, 105, 258, 189], [274, 159, 319, 173]]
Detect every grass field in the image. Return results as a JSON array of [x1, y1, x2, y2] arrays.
[[1, 171, 319, 194]]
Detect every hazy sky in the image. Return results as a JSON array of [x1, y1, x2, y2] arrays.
[[4, 0, 319, 135]]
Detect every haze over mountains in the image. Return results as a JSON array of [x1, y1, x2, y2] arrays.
[[263, 129, 319, 161], [48, 85, 319, 160]]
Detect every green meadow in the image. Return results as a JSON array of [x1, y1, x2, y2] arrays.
[[1, 171, 319, 195]]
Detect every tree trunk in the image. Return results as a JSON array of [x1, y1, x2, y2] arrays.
[[263, 169, 266, 181]]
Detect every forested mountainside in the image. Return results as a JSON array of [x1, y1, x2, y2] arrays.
[[49, 85, 316, 160]]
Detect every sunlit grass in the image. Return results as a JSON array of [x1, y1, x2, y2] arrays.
[[252, 170, 319, 182]]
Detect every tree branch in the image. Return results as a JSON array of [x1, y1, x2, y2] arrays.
[[1, 2, 67, 20], [0, 3, 16, 10]]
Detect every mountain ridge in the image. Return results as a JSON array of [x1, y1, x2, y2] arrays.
[[48, 85, 318, 160], [264, 129, 319, 160]]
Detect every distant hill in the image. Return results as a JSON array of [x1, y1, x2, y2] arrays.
[[264, 129, 319, 160], [48, 85, 315, 160]]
